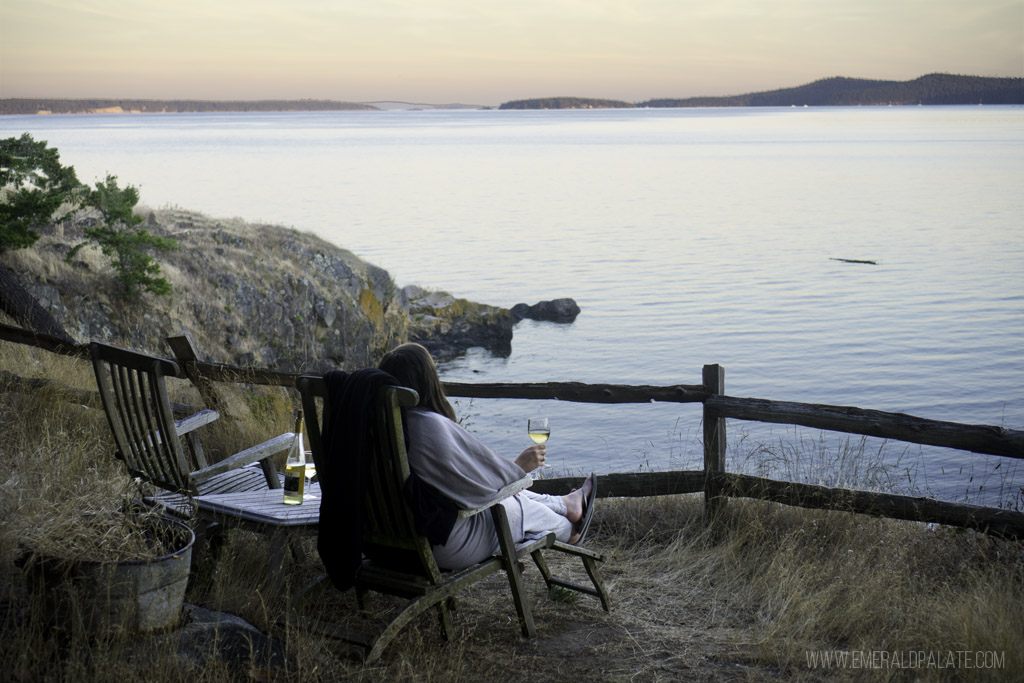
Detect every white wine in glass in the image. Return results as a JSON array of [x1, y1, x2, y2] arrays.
[[527, 417, 550, 478], [527, 417, 550, 445]]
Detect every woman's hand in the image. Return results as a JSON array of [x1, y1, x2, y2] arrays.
[[514, 444, 547, 473]]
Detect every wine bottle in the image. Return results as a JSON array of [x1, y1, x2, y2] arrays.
[[283, 409, 306, 505]]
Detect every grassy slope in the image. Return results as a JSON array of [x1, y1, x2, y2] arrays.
[[1, 338, 1021, 682]]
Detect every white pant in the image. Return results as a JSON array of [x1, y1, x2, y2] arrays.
[[517, 490, 573, 542], [433, 489, 573, 570]]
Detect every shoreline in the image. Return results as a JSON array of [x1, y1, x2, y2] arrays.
[[4, 74, 1021, 115]]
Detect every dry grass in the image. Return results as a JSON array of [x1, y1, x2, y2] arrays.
[[2, 339, 1022, 682], [6, 206, 406, 370]]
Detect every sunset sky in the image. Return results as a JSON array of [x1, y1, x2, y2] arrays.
[[1, 0, 1021, 105]]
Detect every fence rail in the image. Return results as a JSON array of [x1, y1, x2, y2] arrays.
[[443, 381, 707, 404], [712, 471, 1024, 538], [528, 470, 1024, 539], [705, 394, 1024, 460], [2, 321, 1022, 538], [0, 324, 86, 359]]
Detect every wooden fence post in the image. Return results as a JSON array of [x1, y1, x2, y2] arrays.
[[703, 364, 727, 516], [165, 333, 284, 486], [166, 334, 224, 414], [166, 334, 225, 469]]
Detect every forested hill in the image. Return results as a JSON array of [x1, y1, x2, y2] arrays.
[[499, 97, 633, 110], [638, 74, 1023, 108], [0, 99, 378, 115], [498, 75, 1022, 109]]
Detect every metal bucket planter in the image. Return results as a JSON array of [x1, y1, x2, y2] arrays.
[[20, 513, 195, 635]]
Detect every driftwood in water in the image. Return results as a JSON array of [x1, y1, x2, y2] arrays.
[[830, 257, 877, 265]]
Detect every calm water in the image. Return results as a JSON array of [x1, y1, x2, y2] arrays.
[[3, 107, 1022, 504]]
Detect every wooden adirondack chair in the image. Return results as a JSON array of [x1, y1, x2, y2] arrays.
[[90, 341, 294, 516], [294, 375, 609, 662]]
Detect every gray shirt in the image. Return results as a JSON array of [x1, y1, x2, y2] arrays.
[[403, 408, 526, 569]]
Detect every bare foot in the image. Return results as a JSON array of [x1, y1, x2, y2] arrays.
[[561, 475, 593, 523]]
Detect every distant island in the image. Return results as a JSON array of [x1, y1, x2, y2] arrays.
[[500, 96, 634, 110], [3, 74, 1021, 115], [0, 98, 378, 115], [500, 74, 1024, 109]]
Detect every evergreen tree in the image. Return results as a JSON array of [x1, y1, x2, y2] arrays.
[[2, 134, 177, 301], [68, 175, 178, 297], [0, 133, 81, 251]]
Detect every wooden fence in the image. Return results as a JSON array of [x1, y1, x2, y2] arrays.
[[3, 322, 1023, 539]]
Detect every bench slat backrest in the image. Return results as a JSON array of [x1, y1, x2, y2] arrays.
[[91, 341, 191, 494]]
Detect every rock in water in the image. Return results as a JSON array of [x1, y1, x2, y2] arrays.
[[510, 298, 580, 323], [402, 285, 514, 360]]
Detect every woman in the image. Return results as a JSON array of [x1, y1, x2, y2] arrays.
[[379, 342, 595, 571]]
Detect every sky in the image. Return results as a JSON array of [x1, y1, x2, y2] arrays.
[[1, 0, 1021, 106]]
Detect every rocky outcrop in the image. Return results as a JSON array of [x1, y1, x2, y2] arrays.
[[0, 261, 72, 339], [510, 298, 580, 324], [1, 208, 514, 371], [402, 285, 514, 361]]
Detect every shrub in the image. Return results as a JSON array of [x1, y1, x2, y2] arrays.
[[67, 175, 178, 297]]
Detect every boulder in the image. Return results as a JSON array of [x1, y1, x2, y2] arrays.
[[510, 298, 580, 324], [107, 604, 291, 678], [168, 604, 290, 674], [403, 285, 514, 360]]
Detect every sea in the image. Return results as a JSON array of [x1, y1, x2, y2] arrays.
[[2, 106, 1022, 506]]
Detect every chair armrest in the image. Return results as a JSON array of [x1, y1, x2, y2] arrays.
[[551, 540, 605, 562], [456, 475, 533, 520], [190, 432, 294, 485], [175, 409, 220, 436]]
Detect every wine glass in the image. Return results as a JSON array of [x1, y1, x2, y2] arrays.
[[304, 450, 317, 496], [527, 417, 550, 478]]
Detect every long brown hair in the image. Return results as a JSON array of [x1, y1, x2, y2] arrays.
[[378, 343, 457, 421]]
